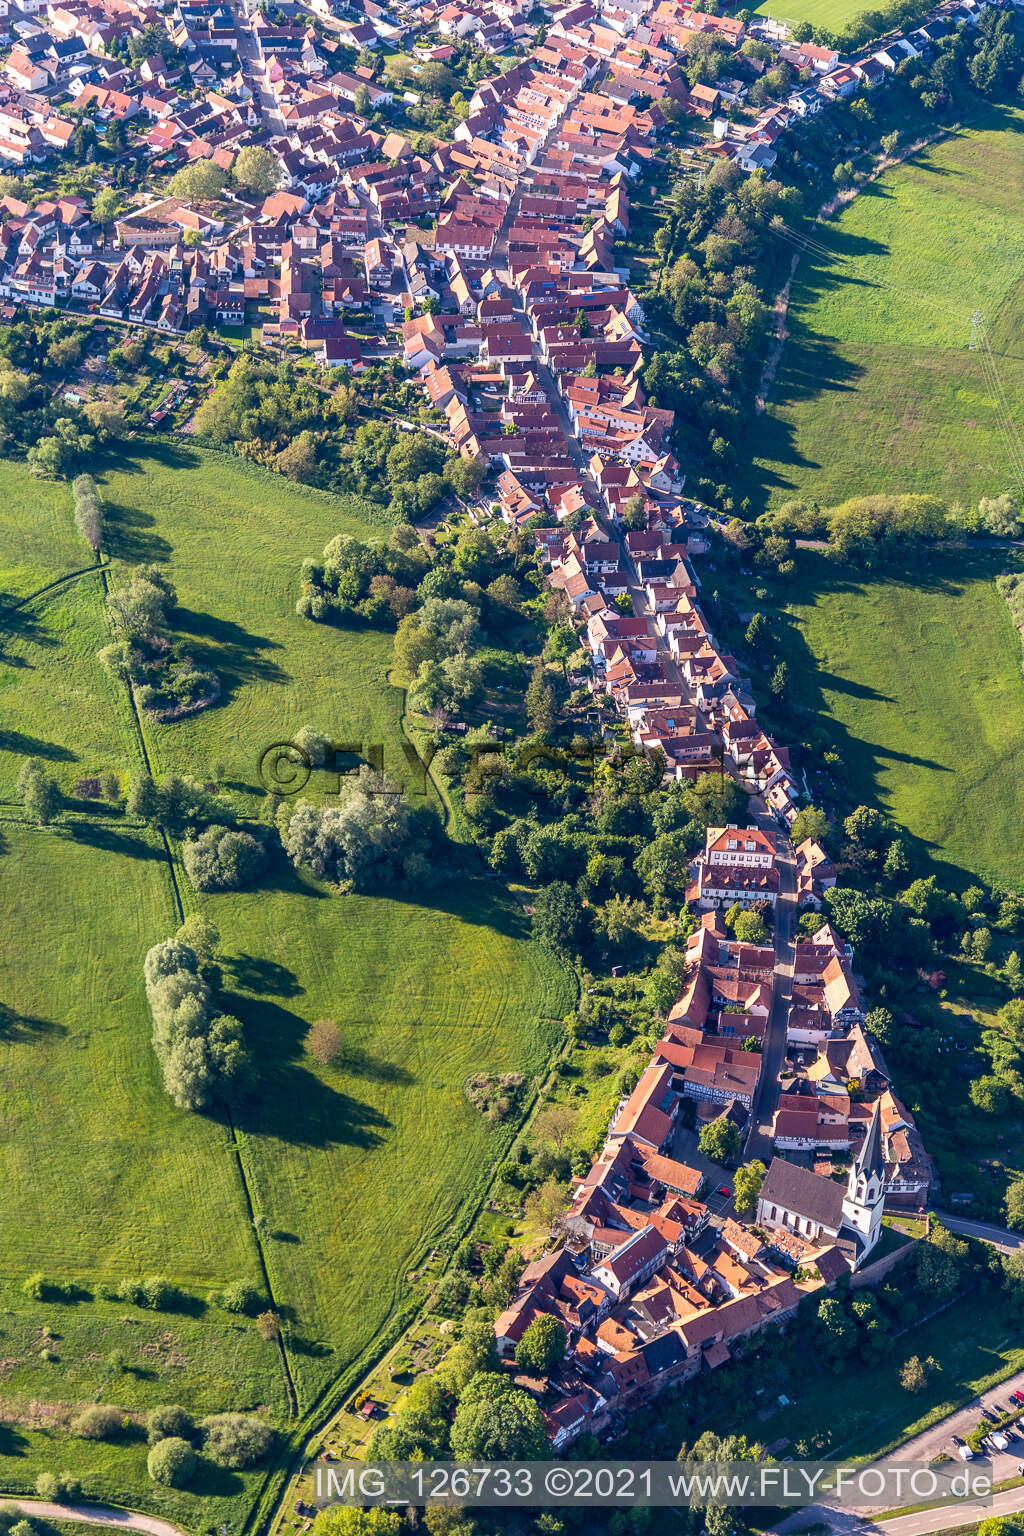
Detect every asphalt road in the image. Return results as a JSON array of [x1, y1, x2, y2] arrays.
[[768, 1366, 1024, 1536]]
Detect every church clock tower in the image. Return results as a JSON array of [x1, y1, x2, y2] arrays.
[[842, 1098, 886, 1259]]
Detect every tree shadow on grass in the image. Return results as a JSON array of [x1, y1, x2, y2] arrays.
[[774, 547, 998, 893], [226, 953, 304, 998], [63, 821, 166, 861], [0, 1003, 66, 1041], [0, 728, 76, 762], [99, 437, 201, 478], [0, 1423, 29, 1457], [341, 1044, 413, 1086], [0, 603, 59, 656], [185, 1457, 246, 1500], [222, 995, 391, 1150], [170, 605, 289, 704], [101, 500, 173, 565], [382, 874, 536, 943]]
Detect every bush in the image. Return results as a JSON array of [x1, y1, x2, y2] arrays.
[[201, 1413, 275, 1468], [117, 1275, 181, 1310], [34, 1472, 80, 1502], [142, 1275, 181, 1310], [147, 1436, 197, 1488], [217, 1279, 263, 1315], [148, 1404, 194, 1445], [72, 1404, 125, 1441]]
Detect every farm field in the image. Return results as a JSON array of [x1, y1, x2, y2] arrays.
[[0, 443, 572, 1522], [783, 549, 1024, 891], [743, 109, 1024, 512]]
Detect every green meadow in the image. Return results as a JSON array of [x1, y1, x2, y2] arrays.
[[783, 549, 1024, 890], [744, 110, 1024, 512], [0, 442, 571, 1524]]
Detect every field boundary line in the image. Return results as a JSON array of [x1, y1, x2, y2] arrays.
[[0, 559, 109, 626], [94, 560, 300, 1422], [253, 959, 581, 1536]]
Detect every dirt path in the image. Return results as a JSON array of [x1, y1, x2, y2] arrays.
[[1, 1499, 187, 1536]]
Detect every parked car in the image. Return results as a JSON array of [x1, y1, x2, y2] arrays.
[[990, 1431, 1009, 1452], [717, 1186, 732, 1197]]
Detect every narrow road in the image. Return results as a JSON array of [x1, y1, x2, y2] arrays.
[[0, 1499, 187, 1536], [768, 1366, 1024, 1536], [933, 1213, 1024, 1253], [746, 829, 796, 1163]]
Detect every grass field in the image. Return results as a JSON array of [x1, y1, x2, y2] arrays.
[[752, 0, 861, 32], [783, 549, 1024, 890], [743, 109, 1024, 511], [0, 442, 572, 1520], [731, 1290, 1024, 1460]]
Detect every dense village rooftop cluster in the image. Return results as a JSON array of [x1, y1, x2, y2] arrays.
[[0, 0, 1001, 324]]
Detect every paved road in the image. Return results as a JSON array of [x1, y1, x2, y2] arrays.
[[0, 1500, 186, 1536], [768, 1366, 1024, 1536], [933, 1213, 1024, 1253], [745, 830, 796, 1164]]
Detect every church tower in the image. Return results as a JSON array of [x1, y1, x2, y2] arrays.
[[842, 1098, 886, 1260]]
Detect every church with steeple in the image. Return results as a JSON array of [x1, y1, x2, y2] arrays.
[[755, 1099, 887, 1270]]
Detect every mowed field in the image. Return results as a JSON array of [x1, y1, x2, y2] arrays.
[[744, 109, 1024, 511], [785, 549, 1024, 890], [0, 443, 571, 1516], [752, 0, 857, 32]]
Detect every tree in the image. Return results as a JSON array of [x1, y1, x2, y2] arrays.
[[232, 145, 282, 193], [182, 825, 266, 891], [769, 661, 789, 699], [449, 1376, 550, 1460], [147, 1437, 196, 1488], [218, 1279, 263, 1315], [865, 1006, 895, 1047], [315, 1510, 403, 1536], [698, 1117, 741, 1166], [201, 1413, 274, 1468], [92, 187, 123, 227], [621, 493, 646, 531], [789, 806, 830, 845], [525, 663, 556, 737], [1005, 1176, 1024, 1232], [815, 1295, 857, 1364], [353, 83, 373, 118], [306, 1018, 343, 1065], [517, 1313, 566, 1376], [732, 1159, 765, 1216], [256, 1310, 281, 1341], [175, 914, 219, 967], [531, 881, 585, 957], [899, 1354, 938, 1394], [168, 159, 228, 205], [72, 473, 103, 551], [744, 612, 771, 654], [844, 804, 887, 849], [733, 910, 768, 946], [17, 757, 61, 825], [534, 1103, 576, 1152], [27, 435, 73, 480]]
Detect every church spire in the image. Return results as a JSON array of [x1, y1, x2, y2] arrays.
[[855, 1098, 885, 1182]]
